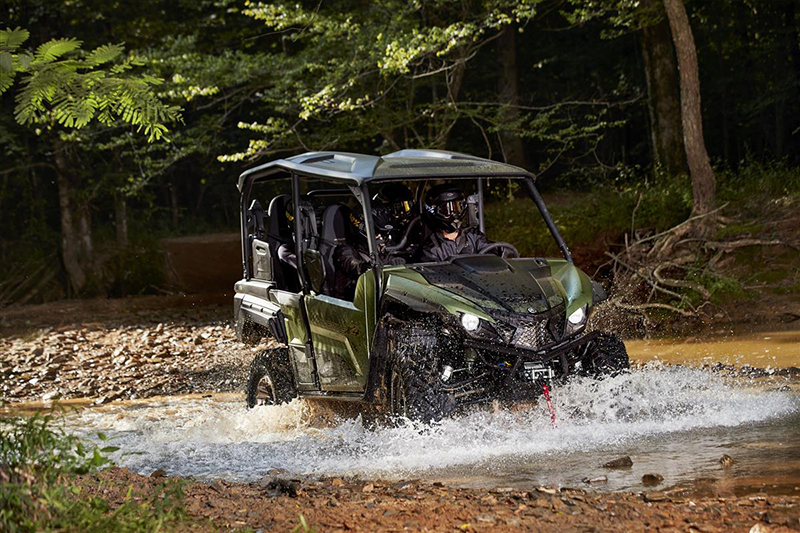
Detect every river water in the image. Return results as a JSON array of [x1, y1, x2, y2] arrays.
[[59, 347, 800, 495]]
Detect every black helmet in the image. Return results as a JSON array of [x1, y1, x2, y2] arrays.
[[373, 183, 415, 226], [424, 184, 466, 233], [348, 202, 394, 244]]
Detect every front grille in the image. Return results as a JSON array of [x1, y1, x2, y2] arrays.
[[512, 320, 554, 350]]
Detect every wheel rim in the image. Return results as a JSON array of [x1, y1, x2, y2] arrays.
[[255, 373, 276, 405], [390, 370, 407, 417]]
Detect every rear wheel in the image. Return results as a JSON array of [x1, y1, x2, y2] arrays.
[[246, 348, 297, 408], [386, 323, 456, 423], [581, 332, 629, 378]]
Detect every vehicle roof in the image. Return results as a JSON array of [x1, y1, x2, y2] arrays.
[[237, 149, 532, 191]]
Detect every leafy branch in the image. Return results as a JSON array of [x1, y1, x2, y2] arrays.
[[0, 27, 181, 142]]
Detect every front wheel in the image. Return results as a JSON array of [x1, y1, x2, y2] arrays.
[[386, 324, 456, 423], [246, 348, 297, 408], [580, 332, 630, 378]]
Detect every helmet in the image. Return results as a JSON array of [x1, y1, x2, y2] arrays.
[[348, 202, 396, 248], [424, 184, 467, 233], [373, 183, 415, 228]]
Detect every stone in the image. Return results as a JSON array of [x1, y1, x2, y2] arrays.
[[583, 476, 608, 484], [260, 477, 299, 498], [603, 456, 633, 468], [642, 473, 664, 486]]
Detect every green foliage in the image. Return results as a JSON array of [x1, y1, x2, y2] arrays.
[[0, 412, 191, 532], [0, 27, 181, 141], [485, 175, 691, 257], [2, 0, 799, 303], [292, 514, 315, 533]]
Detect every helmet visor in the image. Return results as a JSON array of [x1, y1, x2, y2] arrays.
[[391, 200, 413, 217], [434, 199, 465, 219]]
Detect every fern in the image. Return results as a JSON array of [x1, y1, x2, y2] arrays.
[[85, 44, 123, 66], [6, 28, 181, 143], [33, 38, 82, 65], [0, 27, 29, 50]]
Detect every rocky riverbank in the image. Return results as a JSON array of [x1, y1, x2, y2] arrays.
[[0, 294, 271, 404], [79, 466, 800, 532]]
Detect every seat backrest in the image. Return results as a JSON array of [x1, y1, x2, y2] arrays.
[[265, 194, 298, 290], [319, 204, 350, 296], [267, 194, 292, 241], [248, 199, 266, 238], [297, 198, 319, 252]]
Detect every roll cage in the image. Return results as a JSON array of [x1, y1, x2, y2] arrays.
[[238, 150, 573, 299]]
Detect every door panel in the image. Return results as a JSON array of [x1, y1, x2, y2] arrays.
[[304, 272, 376, 392], [269, 289, 318, 390]]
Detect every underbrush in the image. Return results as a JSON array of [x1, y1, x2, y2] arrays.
[[488, 161, 799, 257], [485, 175, 692, 257], [486, 161, 799, 329], [0, 412, 191, 532]]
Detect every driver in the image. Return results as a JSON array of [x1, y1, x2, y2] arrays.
[[421, 184, 498, 262]]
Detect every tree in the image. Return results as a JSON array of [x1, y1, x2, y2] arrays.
[[639, 0, 686, 176], [0, 27, 181, 292], [662, 0, 716, 220], [496, 25, 528, 168]]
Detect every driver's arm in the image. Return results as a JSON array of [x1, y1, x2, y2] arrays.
[[471, 229, 500, 255]]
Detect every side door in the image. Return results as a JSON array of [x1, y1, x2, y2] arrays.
[[304, 272, 376, 392], [268, 289, 319, 391], [243, 175, 319, 392]]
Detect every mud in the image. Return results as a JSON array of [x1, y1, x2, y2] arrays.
[[0, 294, 270, 404], [76, 466, 800, 532], [627, 330, 800, 369]]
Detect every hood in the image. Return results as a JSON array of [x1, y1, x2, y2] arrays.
[[408, 255, 566, 315]]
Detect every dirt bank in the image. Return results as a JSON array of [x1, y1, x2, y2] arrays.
[[0, 294, 273, 404], [78, 466, 800, 532]]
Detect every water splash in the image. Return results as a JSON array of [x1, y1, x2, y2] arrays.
[[63, 364, 797, 483]]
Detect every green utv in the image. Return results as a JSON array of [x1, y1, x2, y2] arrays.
[[234, 149, 628, 422]]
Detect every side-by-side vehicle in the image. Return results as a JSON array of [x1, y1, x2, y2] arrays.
[[234, 149, 628, 422]]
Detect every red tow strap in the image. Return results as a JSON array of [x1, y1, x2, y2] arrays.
[[542, 383, 556, 428]]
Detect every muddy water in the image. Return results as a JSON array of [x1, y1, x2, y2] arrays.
[[60, 363, 800, 495], [627, 330, 800, 369]]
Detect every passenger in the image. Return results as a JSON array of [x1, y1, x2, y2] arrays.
[[372, 183, 418, 252], [332, 202, 405, 299], [421, 184, 497, 262], [277, 201, 298, 269]]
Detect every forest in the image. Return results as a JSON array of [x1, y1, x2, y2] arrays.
[[1, 0, 799, 318]]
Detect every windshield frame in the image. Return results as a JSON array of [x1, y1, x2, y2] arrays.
[[365, 176, 573, 269]]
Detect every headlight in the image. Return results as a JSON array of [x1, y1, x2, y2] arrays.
[[567, 306, 586, 325], [460, 313, 480, 332]]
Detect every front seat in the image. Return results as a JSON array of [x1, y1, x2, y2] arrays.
[[318, 204, 350, 297]]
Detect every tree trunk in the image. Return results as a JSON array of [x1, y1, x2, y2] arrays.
[[169, 179, 180, 228], [54, 140, 88, 293], [496, 26, 528, 169], [114, 192, 129, 247], [640, 0, 687, 176], [663, 0, 716, 219]]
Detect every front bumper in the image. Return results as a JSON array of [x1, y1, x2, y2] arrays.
[[443, 331, 599, 407]]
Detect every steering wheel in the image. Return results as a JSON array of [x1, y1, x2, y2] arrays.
[[479, 242, 520, 259]]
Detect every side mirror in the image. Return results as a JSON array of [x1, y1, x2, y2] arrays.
[[303, 249, 325, 294]]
